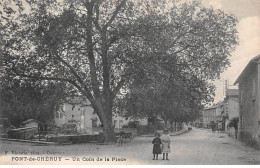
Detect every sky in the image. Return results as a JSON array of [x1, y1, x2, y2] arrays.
[[200, 0, 260, 103]]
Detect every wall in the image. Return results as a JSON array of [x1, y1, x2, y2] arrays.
[[54, 110, 66, 127], [225, 97, 239, 131], [239, 62, 260, 148], [113, 115, 129, 128], [228, 98, 239, 119], [81, 105, 94, 129]]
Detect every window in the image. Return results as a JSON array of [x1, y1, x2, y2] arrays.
[[113, 120, 118, 127], [240, 115, 243, 130], [240, 90, 243, 105], [119, 120, 124, 128], [72, 115, 74, 119], [81, 110, 85, 116], [56, 112, 59, 118], [78, 108, 81, 111], [252, 78, 256, 101], [72, 105, 75, 110]]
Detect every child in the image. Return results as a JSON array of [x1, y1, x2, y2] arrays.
[[152, 133, 162, 160], [161, 129, 171, 160]]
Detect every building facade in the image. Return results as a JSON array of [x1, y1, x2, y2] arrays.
[[21, 119, 41, 129], [54, 97, 99, 132], [234, 55, 260, 147], [223, 89, 239, 138], [54, 97, 148, 132], [203, 103, 224, 129]]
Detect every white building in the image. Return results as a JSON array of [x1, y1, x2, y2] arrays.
[[54, 97, 100, 132], [55, 97, 148, 132]]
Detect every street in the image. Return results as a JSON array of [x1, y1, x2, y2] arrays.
[[0, 128, 259, 165]]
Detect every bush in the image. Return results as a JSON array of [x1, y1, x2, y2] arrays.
[[137, 125, 149, 135], [122, 125, 128, 128], [128, 121, 137, 128], [228, 117, 239, 129]]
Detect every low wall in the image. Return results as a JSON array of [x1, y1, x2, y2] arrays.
[[84, 127, 138, 136], [7, 127, 38, 140], [47, 134, 102, 144], [115, 128, 137, 136]]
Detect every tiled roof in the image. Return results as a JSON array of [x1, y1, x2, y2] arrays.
[[234, 54, 260, 85]]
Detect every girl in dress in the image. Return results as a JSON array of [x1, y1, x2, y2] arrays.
[[152, 133, 161, 160], [161, 129, 171, 160]]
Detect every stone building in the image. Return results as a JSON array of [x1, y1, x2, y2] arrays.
[[54, 96, 148, 133], [234, 54, 260, 147], [54, 96, 99, 132]]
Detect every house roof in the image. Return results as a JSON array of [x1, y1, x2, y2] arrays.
[[234, 54, 260, 85], [21, 119, 42, 125]]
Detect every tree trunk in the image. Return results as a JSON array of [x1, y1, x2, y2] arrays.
[[175, 122, 177, 132], [164, 119, 168, 130], [88, 98, 114, 142], [154, 113, 158, 133], [170, 121, 173, 133], [102, 113, 114, 142]]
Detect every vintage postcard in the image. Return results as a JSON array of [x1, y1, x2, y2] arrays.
[[0, 0, 260, 165]]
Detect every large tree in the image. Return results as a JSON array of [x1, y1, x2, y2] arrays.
[[116, 0, 238, 128], [1, 0, 238, 140]]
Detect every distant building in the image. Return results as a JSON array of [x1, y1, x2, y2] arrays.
[[223, 89, 239, 127], [54, 97, 99, 132], [54, 96, 148, 132], [224, 89, 239, 119], [112, 108, 148, 129], [203, 103, 224, 129], [223, 89, 239, 138], [20, 119, 43, 132], [234, 54, 260, 147]]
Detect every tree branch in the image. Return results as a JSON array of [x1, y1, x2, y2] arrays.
[[103, 0, 127, 30], [11, 68, 96, 105], [112, 78, 125, 97], [93, 1, 102, 32], [53, 52, 86, 87]]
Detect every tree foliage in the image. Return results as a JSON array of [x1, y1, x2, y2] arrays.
[[0, 78, 68, 127], [1, 0, 238, 139], [116, 0, 238, 124]]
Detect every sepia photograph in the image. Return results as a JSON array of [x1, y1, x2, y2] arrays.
[[0, 0, 260, 165]]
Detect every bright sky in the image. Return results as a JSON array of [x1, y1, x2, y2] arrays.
[[201, 0, 260, 103]]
